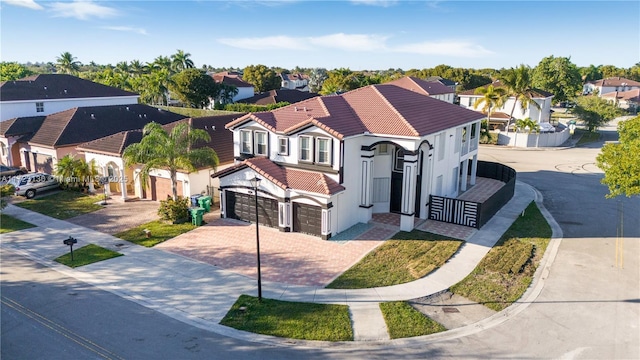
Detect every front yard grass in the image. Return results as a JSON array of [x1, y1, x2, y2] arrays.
[[0, 214, 36, 233], [54, 244, 123, 268], [450, 201, 551, 311], [326, 230, 463, 289], [576, 129, 600, 146], [14, 191, 104, 219], [114, 220, 196, 247], [380, 301, 446, 339], [220, 294, 353, 341]]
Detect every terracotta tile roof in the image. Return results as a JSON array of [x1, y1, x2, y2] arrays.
[[387, 76, 454, 95], [425, 76, 457, 87], [280, 73, 309, 81], [236, 89, 320, 105], [77, 130, 143, 156], [226, 78, 484, 139], [0, 74, 138, 101], [588, 77, 640, 87], [601, 88, 640, 101], [459, 80, 554, 98], [212, 157, 345, 196], [211, 72, 254, 88], [485, 112, 511, 120], [28, 104, 185, 148], [0, 116, 45, 137]]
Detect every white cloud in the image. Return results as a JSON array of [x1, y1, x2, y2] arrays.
[[3, 0, 43, 10], [350, 0, 398, 7], [49, 0, 119, 20], [394, 40, 494, 57], [218, 33, 492, 58], [102, 26, 148, 36]]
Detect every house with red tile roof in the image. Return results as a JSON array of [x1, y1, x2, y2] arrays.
[[212, 77, 485, 239], [210, 72, 255, 103], [601, 88, 640, 112], [583, 77, 640, 97], [458, 80, 554, 130], [78, 113, 244, 201], [386, 76, 456, 104], [280, 73, 310, 92]]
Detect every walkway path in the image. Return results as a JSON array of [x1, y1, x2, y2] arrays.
[[1, 181, 535, 342]]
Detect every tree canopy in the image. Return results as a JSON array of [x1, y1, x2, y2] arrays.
[[571, 96, 624, 132], [0, 62, 34, 81], [169, 68, 219, 108], [473, 84, 508, 121], [498, 64, 540, 131], [242, 64, 281, 93], [56, 51, 81, 75], [532, 55, 582, 103], [596, 116, 640, 198]]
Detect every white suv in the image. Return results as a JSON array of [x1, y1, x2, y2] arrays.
[[7, 173, 60, 199]]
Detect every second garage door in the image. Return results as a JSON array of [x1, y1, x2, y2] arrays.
[[225, 191, 279, 228], [147, 176, 183, 201], [293, 203, 322, 236]]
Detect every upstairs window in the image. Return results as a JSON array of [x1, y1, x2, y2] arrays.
[[316, 137, 331, 165], [254, 131, 268, 156], [36, 102, 44, 113], [299, 136, 312, 162], [278, 137, 289, 156], [240, 130, 252, 154]]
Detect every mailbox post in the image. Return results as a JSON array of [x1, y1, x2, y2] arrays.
[[63, 236, 78, 261]]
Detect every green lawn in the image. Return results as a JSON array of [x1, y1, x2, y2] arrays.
[[114, 220, 196, 247], [54, 244, 123, 268], [380, 301, 446, 339], [220, 295, 353, 341], [576, 129, 601, 146], [327, 230, 463, 289], [0, 214, 36, 233], [14, 191, 104, 219], [450, 201, 551, 311], [156, 106, 241, 118]]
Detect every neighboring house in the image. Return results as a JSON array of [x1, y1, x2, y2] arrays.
[[425, 76, 458, 93], [458, 80, 554, 129], [236, 89, 320, 106], [583, 77, 640, 96], [387, 76, 456, 104], [210, 72, 255, 103], [0, 116, 45, 167], [280, 73, 310, 92], [0, 74, 139, 121], [78, 114, 243, 201], [601, 89, 640, 112], [212, 78, 484, 239], [0, 104, 185, 176]]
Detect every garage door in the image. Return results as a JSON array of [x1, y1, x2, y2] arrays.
[[225, 191, 279, 228], [148, 176, 183, 201], [293, 203, 322, 236]]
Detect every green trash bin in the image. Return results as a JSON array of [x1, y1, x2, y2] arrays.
[[190, 207, 205, 226], [198, 196, 212, 213]]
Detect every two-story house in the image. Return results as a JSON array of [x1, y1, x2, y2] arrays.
[[280, 73, 310, 92], [212, 78, 484, 239], [458, 80, 554, 130], [388, 76, 456, 104], [210, 71, 255, 103], [583, 77, 640, 97]]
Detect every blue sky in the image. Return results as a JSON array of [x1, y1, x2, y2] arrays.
[[1, 0, 638, 70]]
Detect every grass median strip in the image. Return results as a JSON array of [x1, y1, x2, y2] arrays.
[[327, 230, 463, 289], [0, 214, 36, 233], [450, 201, 551, 311], [114, 220, 196, 247], [220, 295, 353, 341], [15, 191, 104, 219], [55, 244, 123, 268], [380, 301, 446, 339]]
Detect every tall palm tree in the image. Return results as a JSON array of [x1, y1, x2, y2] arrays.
[[171, 50, 194, 73], [56, 52, 80, 74], [514, 117, 540, 147], [498, 65, 541, 133], [123, 122, 219, 200], [129, 60, 146, 76], [473, 84, 508, 126], [115, 61, 130, 74]]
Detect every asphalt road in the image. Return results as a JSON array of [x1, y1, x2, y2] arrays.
[[2, 119, 638, 359]]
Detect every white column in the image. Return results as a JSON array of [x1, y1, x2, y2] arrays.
[[119, 168, 127, 200], [360, 150, 374, 207], [400, 153, 418, 231], [470, 155, 478, 186], [460, 159, 469, 192]]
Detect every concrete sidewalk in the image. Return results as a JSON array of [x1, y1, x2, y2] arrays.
[[1, 181, 536, 343]]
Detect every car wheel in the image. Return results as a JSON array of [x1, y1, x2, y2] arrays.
[[25, 189, 36, 199]]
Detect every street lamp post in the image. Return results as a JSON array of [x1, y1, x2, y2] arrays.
[[249, 176, 262, 302]]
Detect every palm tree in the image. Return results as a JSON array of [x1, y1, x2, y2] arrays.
[[115, 61, 130, 74], [514, 117, 540, 147], [129, 60, 146, 76], [122, 122, 219, 200], [171, 50, 194, 73], [498, 65, 541, 133], [473, 84, 508, 126], [56, 52, 80, 74]]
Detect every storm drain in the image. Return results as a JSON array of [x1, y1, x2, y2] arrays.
[[442, 307, 460, 313]]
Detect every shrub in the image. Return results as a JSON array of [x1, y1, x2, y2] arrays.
[[158, 196, 189, 222], [1, 184, 15, 210], [223, 102, 290, 113]]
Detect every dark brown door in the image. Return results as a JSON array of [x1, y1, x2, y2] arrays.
[[225, 191, 278, 228], [293, 203, 322, 236]]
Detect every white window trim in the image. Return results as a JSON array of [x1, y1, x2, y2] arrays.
[[240, 129, 252, 154], [254, 130, 268, 156], [299, 135, 313, 162], [278, 136, 289, 156], [315, 137, 331, 165]]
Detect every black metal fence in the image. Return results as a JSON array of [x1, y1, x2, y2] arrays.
[[428, 161, 516, 229]]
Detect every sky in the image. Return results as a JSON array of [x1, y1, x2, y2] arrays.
[[1, 0, 639, 71]]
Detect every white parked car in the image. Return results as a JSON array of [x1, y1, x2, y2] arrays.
[[539, 123, 556, 133], [7, 173, 60, 199]]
